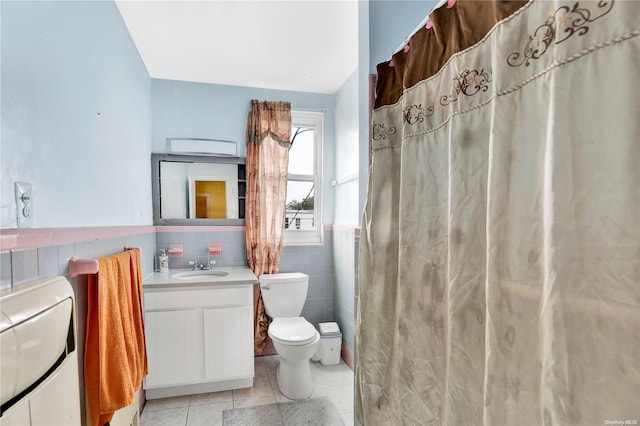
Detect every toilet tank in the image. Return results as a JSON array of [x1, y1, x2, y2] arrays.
[[259, 273, 309, 318]]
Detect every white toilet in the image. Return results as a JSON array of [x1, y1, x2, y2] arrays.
[[259, 272, 320, 400]]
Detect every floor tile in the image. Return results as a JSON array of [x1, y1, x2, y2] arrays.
[[279, 397, 344, 426], [222, 401, 282, 425], [260, 355, 280, 372], [267, 369, 278, 387], [232, 381, 273, 400], [186, 401, 232, 426], [253, 356, 266, 369], [145, 396, 191, 412], [253, 367, 271, 385], [342, 411, 355, 426], [141, 407, 188, 426], [271, 383, 293, 403], [232, 395, 277, 409], [189, 391, 233, 406], [141, 355, 355, 425], [314, 386, 354, 414], [311, 362, 354, 386]]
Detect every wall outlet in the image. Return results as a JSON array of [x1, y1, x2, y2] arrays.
[[15, 182, 33, 228]]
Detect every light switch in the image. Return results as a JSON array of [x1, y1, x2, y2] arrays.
[[15, 182, 33, 228]]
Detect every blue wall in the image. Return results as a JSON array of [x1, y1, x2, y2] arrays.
[[151, 78, 337, 224], [1, 0, 152, 228], [369, 0, 439, 72], [1, 2, 155, 422], [334, 69, 360, 226]]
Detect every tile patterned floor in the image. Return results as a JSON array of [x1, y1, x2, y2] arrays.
[[141, 355, 355, 426]]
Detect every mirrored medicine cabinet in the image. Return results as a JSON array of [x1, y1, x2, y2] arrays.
[[152, 153, 246, 226]]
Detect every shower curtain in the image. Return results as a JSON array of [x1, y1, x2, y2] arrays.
[[356, 1, 640, 425]]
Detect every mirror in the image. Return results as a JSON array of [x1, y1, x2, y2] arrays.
[[152, 153, 246, 225]]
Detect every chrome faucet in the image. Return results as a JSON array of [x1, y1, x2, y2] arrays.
[[189, 260, 215, 270]]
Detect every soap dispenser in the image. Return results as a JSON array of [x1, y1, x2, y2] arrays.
[[158, 249, 169, 273]]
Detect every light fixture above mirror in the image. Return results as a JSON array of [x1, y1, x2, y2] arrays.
[[166, 138, 237, 156]]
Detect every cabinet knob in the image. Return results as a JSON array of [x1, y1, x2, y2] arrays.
[[261, 284, 271, 290]]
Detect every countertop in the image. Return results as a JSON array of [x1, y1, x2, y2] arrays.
[[143, 267, 258, 290]]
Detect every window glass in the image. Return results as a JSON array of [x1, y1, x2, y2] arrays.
[[285, 181, 314, 230], [284, 111, 323, 244], [288, 127, 315, 175]]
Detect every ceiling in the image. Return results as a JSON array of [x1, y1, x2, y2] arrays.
[[115, 0, 359, 95]]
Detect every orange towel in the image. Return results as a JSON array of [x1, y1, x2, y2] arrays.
[[85, 248, 148, 426]]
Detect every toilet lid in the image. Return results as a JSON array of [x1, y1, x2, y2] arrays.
[[269, 317, 318, 345]]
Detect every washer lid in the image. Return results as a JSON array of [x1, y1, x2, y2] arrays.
[[269, 317, 317, 345], [0, 277, 75, 406]]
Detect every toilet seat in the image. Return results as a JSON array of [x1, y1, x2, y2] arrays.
[[269, 317, 318, 346]]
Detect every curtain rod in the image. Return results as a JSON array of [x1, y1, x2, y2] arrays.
[[390, 0, 449, 59]]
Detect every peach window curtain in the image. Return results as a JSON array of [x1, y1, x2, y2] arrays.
[[245, 99, 292, 354], [356, 1, 640, 425]]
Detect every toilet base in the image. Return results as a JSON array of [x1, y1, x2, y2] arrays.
[[268, 321, 319, 400], [276, 361, 313, 400]]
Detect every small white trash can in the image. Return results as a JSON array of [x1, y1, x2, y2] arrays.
[[314, 322, 342, 366]]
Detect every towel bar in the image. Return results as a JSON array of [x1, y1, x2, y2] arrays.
[[68, 247, 140, 277]]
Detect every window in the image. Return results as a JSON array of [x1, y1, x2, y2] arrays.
[[284, 111, 323, 244]]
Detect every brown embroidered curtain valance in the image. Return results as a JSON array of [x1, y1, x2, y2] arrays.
[[374, 0, 527, 109]]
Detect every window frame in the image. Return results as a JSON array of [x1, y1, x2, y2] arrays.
[[284, 110, 323, 245]]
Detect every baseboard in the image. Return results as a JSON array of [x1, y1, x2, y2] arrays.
[[341, 342, 355, 370], [145, 378, 253, 399]]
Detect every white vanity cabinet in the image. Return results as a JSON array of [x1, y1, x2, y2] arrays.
[[142, 270, 256, 399], [203, 306, 253, 382], [144, 309, 201, 388]]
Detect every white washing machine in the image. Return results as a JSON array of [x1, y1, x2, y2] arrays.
[[0, 277, 81, 425]]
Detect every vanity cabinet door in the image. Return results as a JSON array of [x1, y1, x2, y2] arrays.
[[145, 309, 202, 387], [203, 305, 253, 381]]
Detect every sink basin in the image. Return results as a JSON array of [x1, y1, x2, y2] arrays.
[[172, 270, 230, 281]]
